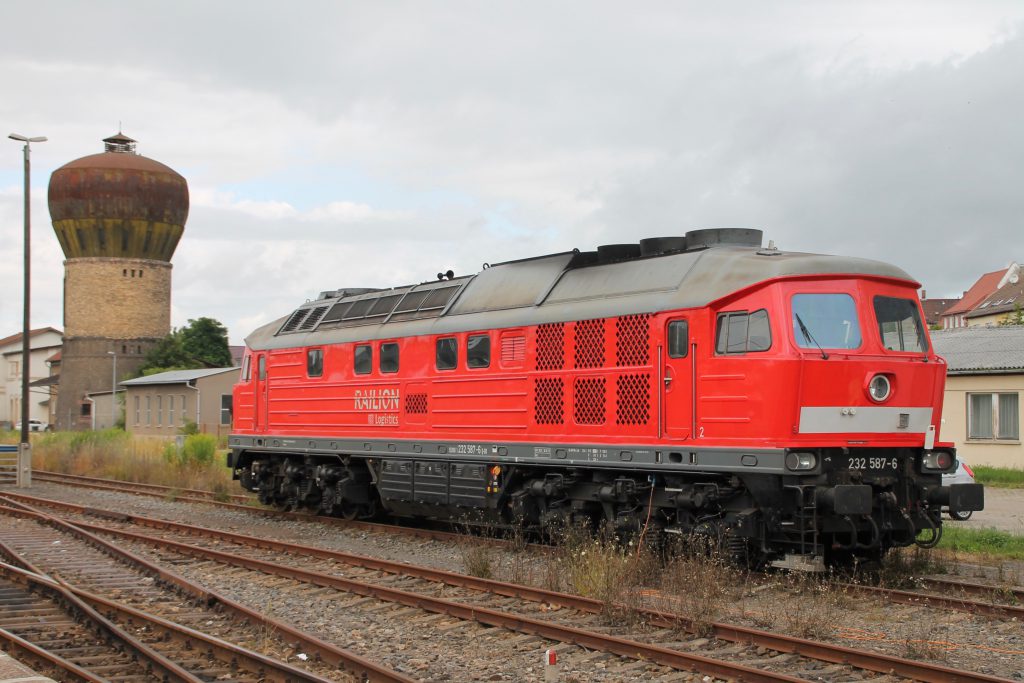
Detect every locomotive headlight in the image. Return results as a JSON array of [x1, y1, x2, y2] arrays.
[[868, 374, 892, 403], [785, 451, 817, 471], [922, 450, 954, 471]]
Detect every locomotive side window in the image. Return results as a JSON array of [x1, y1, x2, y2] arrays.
[[715, 309, 771, 354], [354, 344, 372, 375], [668, 320, 689, 358], [258, 356, 266, 380], [436, 337, 457, 370], [380, 343, 399, 373], [791, 294, 862, 350], [241, 355, 251, 382], [307, 348, 324, 377], [467, 334, 491, 368], [873, 296, 928, 352]]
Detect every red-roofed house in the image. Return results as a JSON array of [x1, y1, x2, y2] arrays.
[[941, 264, 1018, 329]]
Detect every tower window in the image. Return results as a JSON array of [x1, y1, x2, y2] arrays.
[[123, 269, 127, 276]]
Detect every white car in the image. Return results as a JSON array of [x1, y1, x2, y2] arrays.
[[942, 457, 977, 521], [14, 419, 49, 432]]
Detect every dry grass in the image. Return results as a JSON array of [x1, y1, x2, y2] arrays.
[[29, 428, 236, 493], [544, 525, 659, 625], [657, 539, 742, 636]]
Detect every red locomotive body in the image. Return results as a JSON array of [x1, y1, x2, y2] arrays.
[[228, 229, 983, 567]]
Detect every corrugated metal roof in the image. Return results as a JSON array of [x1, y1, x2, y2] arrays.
[[931, 326, 1024, 374], [119, 367, 238, 386]]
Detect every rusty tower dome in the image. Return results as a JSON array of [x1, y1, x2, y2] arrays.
[[48, 133, 189, 430]]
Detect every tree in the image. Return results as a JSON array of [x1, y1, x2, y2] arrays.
[[138, 317, 232, 376], [999, 303, 1024, 326]]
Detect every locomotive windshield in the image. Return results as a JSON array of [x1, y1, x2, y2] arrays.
[[873, 296, 928, 352], [790, 293, 862, 350]]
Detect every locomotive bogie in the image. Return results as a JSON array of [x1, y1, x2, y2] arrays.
[[229, 233, 984, 567]]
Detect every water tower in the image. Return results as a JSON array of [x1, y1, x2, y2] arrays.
[[48, 133, 189, 429]]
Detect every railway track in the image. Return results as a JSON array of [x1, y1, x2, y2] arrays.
[[0, 498, 413, 683], [3, 491, 1017, 683], [27, 471, 1024, 616]]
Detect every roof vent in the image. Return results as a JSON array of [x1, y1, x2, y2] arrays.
[[102, 132, 137, 154], [596, 243, 642, 263], [639, 236, 687, 256], [685, 228, 763, 250]]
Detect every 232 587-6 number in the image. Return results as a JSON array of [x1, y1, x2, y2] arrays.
[[848, 457, 899, 470]]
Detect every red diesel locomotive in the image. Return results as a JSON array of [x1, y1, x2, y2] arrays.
[[228, 229, 983, 568]]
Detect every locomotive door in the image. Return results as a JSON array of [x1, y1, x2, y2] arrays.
[[662, 319, 693, 439], [253, 354, 268, 431]]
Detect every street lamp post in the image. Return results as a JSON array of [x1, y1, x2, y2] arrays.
[[108, 350, 117, 428], [9, 133, 47, 488]]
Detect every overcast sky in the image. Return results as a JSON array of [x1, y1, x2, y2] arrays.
[[2, 2, 1023, 345]]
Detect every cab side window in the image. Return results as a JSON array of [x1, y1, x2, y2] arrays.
[[715, 310, 771, 354]]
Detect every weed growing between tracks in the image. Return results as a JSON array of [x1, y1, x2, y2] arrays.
[[30, 428, 236, 493]]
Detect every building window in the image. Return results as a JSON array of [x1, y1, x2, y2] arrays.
[[8, 361, 18, 379], [715, 310, 772, 354], [146, 396, 152, 425], [157, 395, 163, 426], [668, 320, 689, 358], [467, 334, 490, 368], [354, 344, 372, 375], [307, 349, 324, 377], [168, 395, 175, 425], [134, 396, 140, 425], [380, 343, 399, 373], [221, 394, 233, 425], [180, 395, 187, 424], [80, 402, 91, 417], [968, 393, 1020, 441], [436, 337, 457, 370]]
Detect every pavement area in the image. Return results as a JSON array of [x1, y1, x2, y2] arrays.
[[948, 486, 1024, 535]]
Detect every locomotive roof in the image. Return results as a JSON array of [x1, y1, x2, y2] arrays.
[[245, 244, 916, 350]]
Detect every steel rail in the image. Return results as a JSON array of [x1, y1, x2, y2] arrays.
[[0, 498, 416, 683], [837, 581, 1024, 620], [33, 469, 254, 502], [0, 555, 335, 683], [920, 576, 1024, 604], [0, 495, 808, 683], [0, 625, 107, 683], [0, 555, 203, 683], [30, 469, 505, 547], [3, 490, 1018, 683]]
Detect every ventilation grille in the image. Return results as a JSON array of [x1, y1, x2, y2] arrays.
[[536, 323, 565, 371], [616, 314, 651, 366], [534, 378, 564, 425], [298, 306, 329, 331], [574, 318, 605, 369], [501, 335, 526, 364], [405, 393, 428, 415], [279, 309, 310, 333], [574, 377, 606, 425], [616, 374, 651, 425]]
